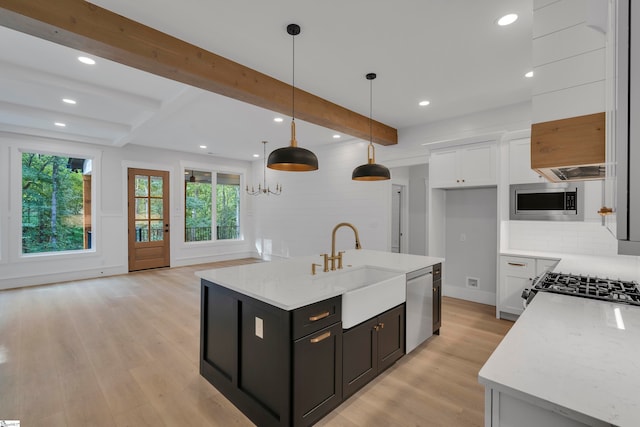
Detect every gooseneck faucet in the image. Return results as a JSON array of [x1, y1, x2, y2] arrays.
[[324, 222, 361, 271]]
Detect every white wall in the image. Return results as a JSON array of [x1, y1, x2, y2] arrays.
[[408, 164, 428, 255], [0, 133, 254, 290], [253, 140, 392, 260], [443, 188, 498, 305]]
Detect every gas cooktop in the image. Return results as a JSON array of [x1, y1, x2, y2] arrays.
[[523, 272, 640, 307]]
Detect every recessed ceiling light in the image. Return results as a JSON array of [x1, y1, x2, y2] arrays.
[[419, 100, 431, 107], [525, 71, 534, 78], [54, 122, 66, 127], [253, 154, 260, 158], [199, 145, 207, 149], [62, 98, 77, 105], [273, 117, 284, 123], [497, 13, 518, 26], [333, 134, 341, 139], [78, 56, 96, 65]]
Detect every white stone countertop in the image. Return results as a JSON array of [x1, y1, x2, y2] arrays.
[[479, 292, 640, 426], [500, 249, 640, 282], [195, 249, 444, 310]]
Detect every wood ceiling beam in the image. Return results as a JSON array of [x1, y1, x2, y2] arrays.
[[0, 0, 398, 145]]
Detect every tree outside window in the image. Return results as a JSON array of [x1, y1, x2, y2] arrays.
[[22, 152, 92, 254], [216, 173, 240, 240], [184, 171, 240, 242]]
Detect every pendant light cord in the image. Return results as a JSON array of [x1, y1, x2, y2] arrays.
[[292, 31, 295, 121], [369, 77, 373, 144]]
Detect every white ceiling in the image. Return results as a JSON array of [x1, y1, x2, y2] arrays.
[[0, 0, 533, 161]]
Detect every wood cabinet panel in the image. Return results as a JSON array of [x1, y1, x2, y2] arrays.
[[203, 288, 237, 381], [342, 305, 405, 400], [531, 112, 605, 170], [293, 322, 343, 426], [292, 296, 341, 340], [240, 302, 285, 416], [377, 306, 405, 372], [342, 317, 378, 400]]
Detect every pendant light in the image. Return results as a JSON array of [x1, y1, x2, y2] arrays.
[[352, 73, 391, 181], [267, 24, 319, 172], [246, 141, 282, 196]]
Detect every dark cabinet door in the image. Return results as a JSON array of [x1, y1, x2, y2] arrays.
[[433, 279, 442, 335], [293, 322, 343, 427], [342, 317, 378, 399], [377, 304, 405, 373]]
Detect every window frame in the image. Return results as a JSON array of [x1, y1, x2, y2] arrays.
[[182, 164, 245, 245], [10, 142, 101, 261]]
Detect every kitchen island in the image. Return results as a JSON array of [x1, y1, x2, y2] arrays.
[[196, 249, 443, 427], [479, 292, 640, 427]]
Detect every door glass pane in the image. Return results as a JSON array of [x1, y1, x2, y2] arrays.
[[150, 199, 163, 219], [135, 175, 148, 197], [150, 176, 163, 197], [135, 198, 148, 219], [135, 220, 149, 242], [150, 220, 164, 241]]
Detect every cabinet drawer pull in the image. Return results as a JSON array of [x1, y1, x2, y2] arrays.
[[309, 311, 330, 322], [310, 331, 331, 343], [507, 262, 526, 267]]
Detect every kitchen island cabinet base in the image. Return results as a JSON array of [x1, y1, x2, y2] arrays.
[[200, 279, 342, 427]]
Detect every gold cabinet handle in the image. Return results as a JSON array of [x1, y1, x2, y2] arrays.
[[309, 311, 330, 322], [507, 262, 526, 267], [379, 322, 384, 329], [310, 331, 331, 343], [598, 206, 614, 216], [373, 325, 380, 331]]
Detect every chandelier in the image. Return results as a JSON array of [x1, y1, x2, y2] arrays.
[[247, 141, 282, 196]]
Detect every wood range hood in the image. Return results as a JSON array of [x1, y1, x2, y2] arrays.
[[530, 112, 606, 182]]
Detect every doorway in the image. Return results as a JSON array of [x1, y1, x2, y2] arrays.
[[127, 168, 170, 271], [391, 184, 404, 253]]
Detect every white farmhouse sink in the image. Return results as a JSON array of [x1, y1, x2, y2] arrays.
[[313, 266, 405, 329]]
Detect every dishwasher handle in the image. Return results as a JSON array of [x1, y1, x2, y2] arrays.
[[406, 266, 433, 281]]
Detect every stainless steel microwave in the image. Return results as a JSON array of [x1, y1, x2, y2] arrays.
[[510, 182, 584, 221]]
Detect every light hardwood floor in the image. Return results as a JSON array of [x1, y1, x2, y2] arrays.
[[0, 260, 512, 427]]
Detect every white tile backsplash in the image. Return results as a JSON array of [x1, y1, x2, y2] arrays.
[[508, 220, 619, 256]]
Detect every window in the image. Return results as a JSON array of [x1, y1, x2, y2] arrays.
[[185, 171, 240, 242], [216, 173, 240, 240], [185, 170, 212, 242], [21, 152, 93, 254]]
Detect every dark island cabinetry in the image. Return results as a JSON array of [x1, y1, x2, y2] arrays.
[[433, 263, 442, 334], [342, 304, 405, 399], [200, 280, 342, 427]]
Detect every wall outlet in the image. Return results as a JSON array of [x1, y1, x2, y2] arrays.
[[466, 277, 479, 289], [255, 317, 264, 339]]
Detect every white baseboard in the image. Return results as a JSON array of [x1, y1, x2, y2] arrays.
[[172, 250, 261, 267], [0, 265, 127, 291], [443, 283, 496, 306]]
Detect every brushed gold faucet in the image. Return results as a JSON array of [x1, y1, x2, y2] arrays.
[[321, 222, 362, 271]]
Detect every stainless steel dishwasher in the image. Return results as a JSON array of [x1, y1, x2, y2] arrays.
[[405, 266, 433, 353]]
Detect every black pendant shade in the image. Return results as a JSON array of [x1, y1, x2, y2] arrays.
[[268, 146, 318, 171], [267, 23, 319, 172], [352, 73, 390, 181], [352, 162, 391, 181]]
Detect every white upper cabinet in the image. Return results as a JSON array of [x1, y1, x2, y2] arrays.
[[508, 138, 546, 184], [430, 143, 497, 189]]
